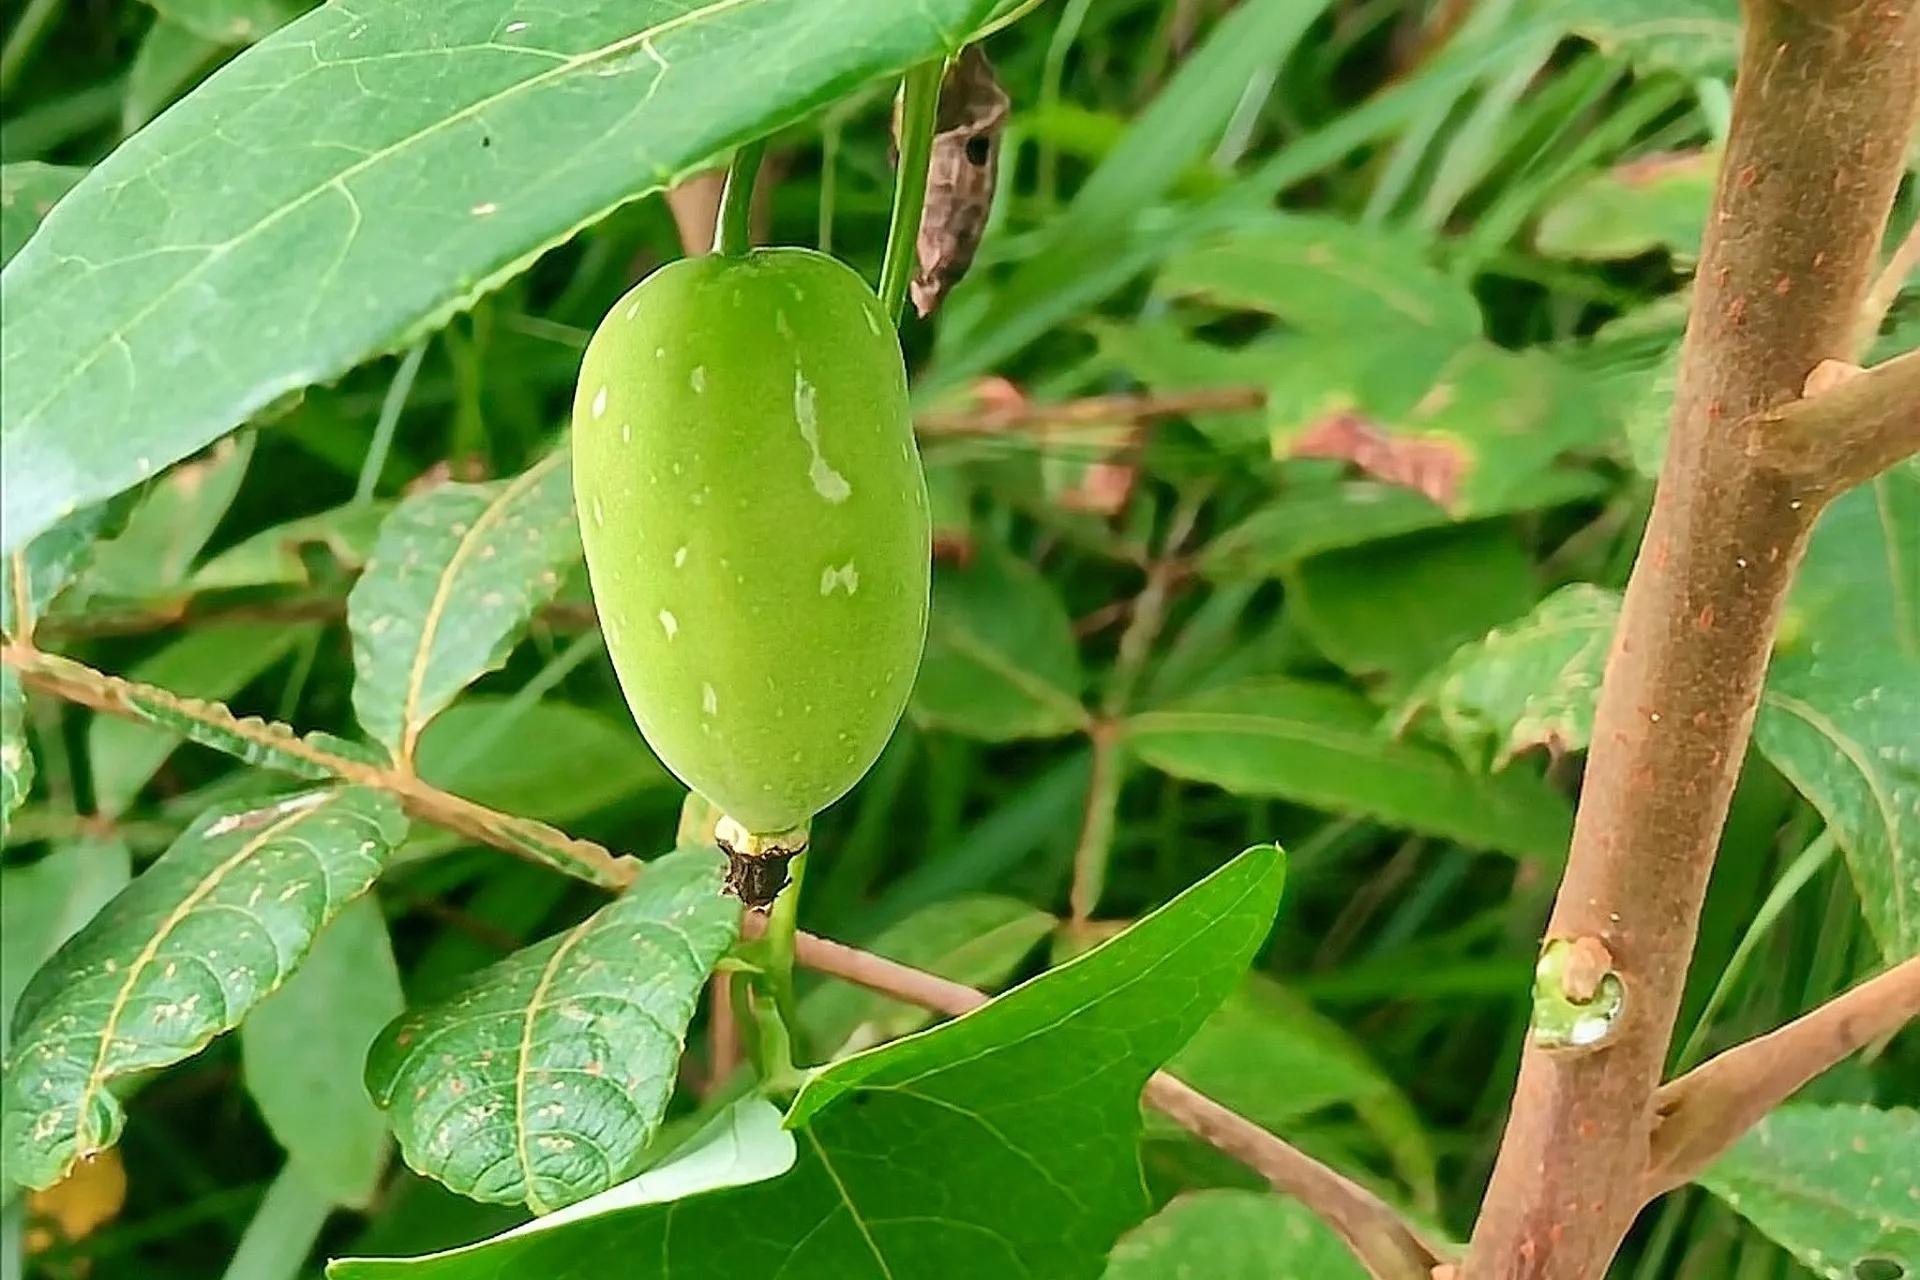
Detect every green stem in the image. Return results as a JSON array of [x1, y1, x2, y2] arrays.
[[877, 59, 945, 322], [763, 850, 807, 1030], [747, 852, 809, 1098], [713, 139, 765, 257]]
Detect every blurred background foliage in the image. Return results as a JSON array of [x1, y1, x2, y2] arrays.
[[2, 0, 1915, 1276]]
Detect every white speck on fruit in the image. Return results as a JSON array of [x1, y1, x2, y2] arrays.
[[819, 561, 860, 595], [654, 346, 666, 359], [690, 365, 706, 393], [658, 610, 678, 639], [620, 423, 632, 443], [673, 546, 688, 568], [471, 202, 498, 216], [591, 497, 604, 527], [702, 684, 718, 715], [591, 386, 608, 419], [793, 370, 851, 502], [672, 461, 683, 476]]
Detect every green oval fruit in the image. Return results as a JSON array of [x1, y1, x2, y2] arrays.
[[573, 248, 929, 839]]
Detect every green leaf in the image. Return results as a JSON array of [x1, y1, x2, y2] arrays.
[[1, 666, 31, 820], [0, 496, 139, 639], [1287, 525, 1539, 688], [124, 18, 223, 135], [1554, 0, 1741, 77], [0, 163, 84, 266], [1697, 1104, 1918, 1280], [1089, 319, 1277, 452], [335, 846, 1286, 1280], [332, 1097, 794, 1277], [0, 0, 1002, 556], [1159, 215, 1482, 348], [1785, 461, 1919, 660], [1535, 149, 1716, 263], [82, 434, 256, 599], [1396, 584, 1619, 770], [1150, 973, 1434, 1203], [1, 787, 406, 1190], [798, 894, 1055, 1057], [405, 697, 674, 856], [348, 451, 578, 761], [1199, 471, 1606, 577], [365, 846, 739, 1214], [934, 0, 1338, 383], [912, 543, 1087, 740], [0, 840, 133, 1052], [88, 621, 313, 817], [1104, 1189, 1369, 1279], [1757, 650, 1920, 960], [192, 501, 388, 591], [142, 0, 309, 45], [242, 897, 403, 1208], [1128, 678, 1572, 860]]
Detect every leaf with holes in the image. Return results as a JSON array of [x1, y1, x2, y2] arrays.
[[1, 787, 405, 1190], [1104, 1190, 1369, 1279], [1128, 677, 1571, 860], [1395, 584, 1620, 770], [333, 846, 1284, 1280], [0, 0, 1004, 556], [1696, 1104, 1919, 1280], [348, 451, 578, 762], [365, 846, 738, 1214], [912, 543, 1087, 740]]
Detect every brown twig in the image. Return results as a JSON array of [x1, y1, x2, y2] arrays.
[[1643, 955, 1920, 1197], [1467, 6, 1920, 1276], [1757, 346, 1920, 497], [786, 928, 1450, 1280]]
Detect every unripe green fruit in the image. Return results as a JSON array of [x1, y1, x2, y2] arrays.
[[573, 248, 930, 838]]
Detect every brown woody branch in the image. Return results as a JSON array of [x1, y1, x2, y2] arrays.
[[1644, 955, 1920, 1197], [1467, 5, 1920, 1276], [7, 642, 1443, 1280], [1756, 346, 1920, 495]]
